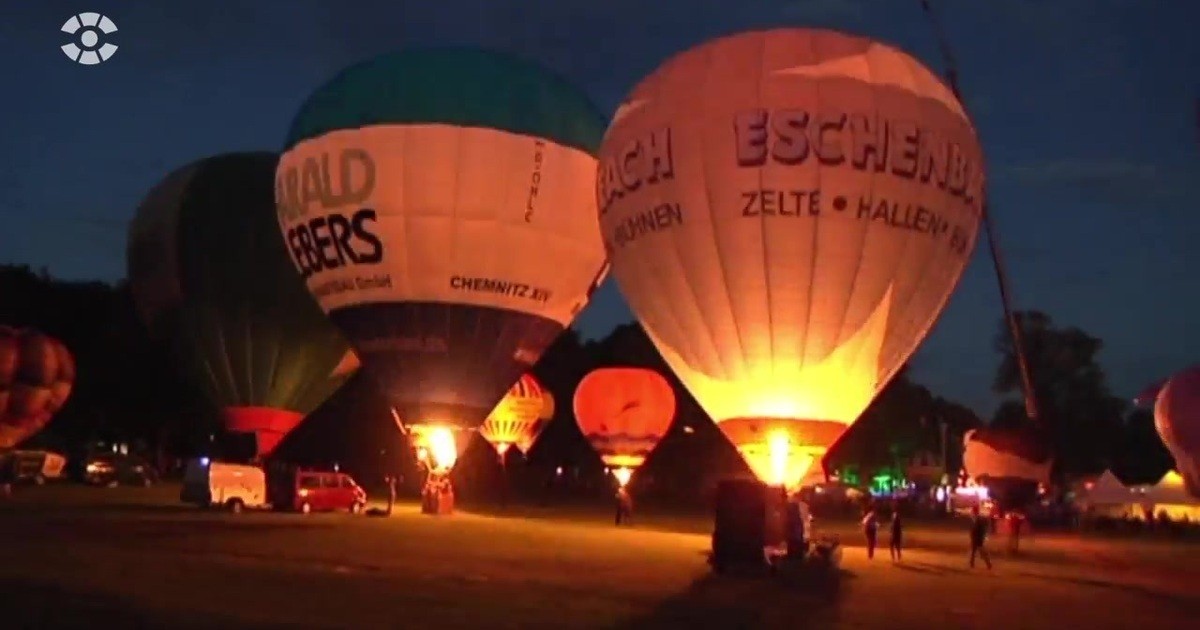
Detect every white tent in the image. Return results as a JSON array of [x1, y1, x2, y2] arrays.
[[1085, 471, 1135, 505], [1073, 470, 1140, 519]]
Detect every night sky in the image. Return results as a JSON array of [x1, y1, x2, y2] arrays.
[[2, 1, 1197, 416]]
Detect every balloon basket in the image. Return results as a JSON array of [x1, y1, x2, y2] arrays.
[[421, 472, 455, 516], [709, 478, 787, 574]]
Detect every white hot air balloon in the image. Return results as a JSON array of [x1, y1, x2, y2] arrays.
[[597, 29, 984, 489]]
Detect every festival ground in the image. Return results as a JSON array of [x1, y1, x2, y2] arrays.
[[0, 485, 1195, 629]]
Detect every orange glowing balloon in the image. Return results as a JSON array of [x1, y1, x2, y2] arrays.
[[573, 368, 675, 473], [479, 373, 550, 456], [597, 29, 983, 488], [0, 326, 75, 449]]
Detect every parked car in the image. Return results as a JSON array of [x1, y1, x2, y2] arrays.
[[270, 469, 367, 514], [78, 453, 158, 487], [181, 458, 268, 513]]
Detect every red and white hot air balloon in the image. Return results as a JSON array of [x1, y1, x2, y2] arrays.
[[597, 28, 983, 490]]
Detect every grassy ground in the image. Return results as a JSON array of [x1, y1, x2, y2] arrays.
[[0, 483, 1196, 629]]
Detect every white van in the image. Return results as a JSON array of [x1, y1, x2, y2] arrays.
[[181, 458, 268, 513], [0, 450, 68, 484]]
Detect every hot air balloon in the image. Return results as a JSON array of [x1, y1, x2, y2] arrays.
[[0, 326, 74, 449], [274, 48, 610, 451], [597, 29, 983, 490], [1147, 365, 1200, 497], [962, 426, 1051, 511], [127, 152, 357, 459], [479, 373, 551, 458], [573, 368, 675, 488]]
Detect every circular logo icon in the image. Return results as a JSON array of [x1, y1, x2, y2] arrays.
[[61, 12, 118, 65]]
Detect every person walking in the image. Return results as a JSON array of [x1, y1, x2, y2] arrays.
[[861, 506, 879, 559], [889, 510, 904, 562], [969, 506, 993, 569]]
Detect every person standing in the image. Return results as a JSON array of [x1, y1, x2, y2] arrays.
[[385, 474, 398, 516], [889, 510, 904, 561], [614, 486, 633, 526], [785, 492, 811, 559], [861, 506, 879, 559], [969, 506, 993, 569], [1007, 511, 1025, 555]]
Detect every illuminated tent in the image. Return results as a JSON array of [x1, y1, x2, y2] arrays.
[[128, 152, 357, 458], [597, 28, 983, 490], [1135, 471, 1200, 521], [0, 327, 74, 449], [276, 48, 610, 436]]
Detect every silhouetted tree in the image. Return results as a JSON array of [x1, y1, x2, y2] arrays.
[[827, 366, 981, 481], [3, 263, 1008, 500], [992, 310, 1126, 479], [1110, 407, 1174, 485]]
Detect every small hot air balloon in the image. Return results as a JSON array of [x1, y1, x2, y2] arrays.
[[522, 387, 556, 456], [0, 326, 74, 449], [127, 152, 357, 459], [573, 368, 675, 488], [962, 427, 1051, 511], [597, 29, 983, 490], [274, 48, 610, 442], [479, 373, 550, 458], [1149, 365, 1200, 497]]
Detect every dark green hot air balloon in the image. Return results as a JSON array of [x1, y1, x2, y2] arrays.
[[128, 152, 359, 457]]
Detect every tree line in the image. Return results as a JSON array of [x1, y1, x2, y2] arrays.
[[0, 264, 1173, 494]]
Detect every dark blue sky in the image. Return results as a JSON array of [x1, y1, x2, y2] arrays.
[[2, 1, 1197, 416]]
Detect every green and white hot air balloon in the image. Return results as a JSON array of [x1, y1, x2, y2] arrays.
[[274, 48, 609, 438]]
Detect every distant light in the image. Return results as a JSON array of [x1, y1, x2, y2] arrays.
[[683, 425, 695, 434], [555, 466, 563, 476], [200, 457, 210, 466]]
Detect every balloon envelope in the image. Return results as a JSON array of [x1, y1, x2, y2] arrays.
[[479, 373, 549, 456], [1153, 365, 1200, 497], [0, 326, 74, 448], [276, 48, 609, 431], [962, 427, 1051, 511], [597, 29, 983, 486], [127, 152, 355, 457], [573, 367, 675, 471]]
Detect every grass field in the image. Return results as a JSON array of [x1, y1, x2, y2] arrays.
[[0, 483, 1196, 629]]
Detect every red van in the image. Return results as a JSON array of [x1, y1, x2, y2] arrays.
[[272, 470, 367, 514]]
